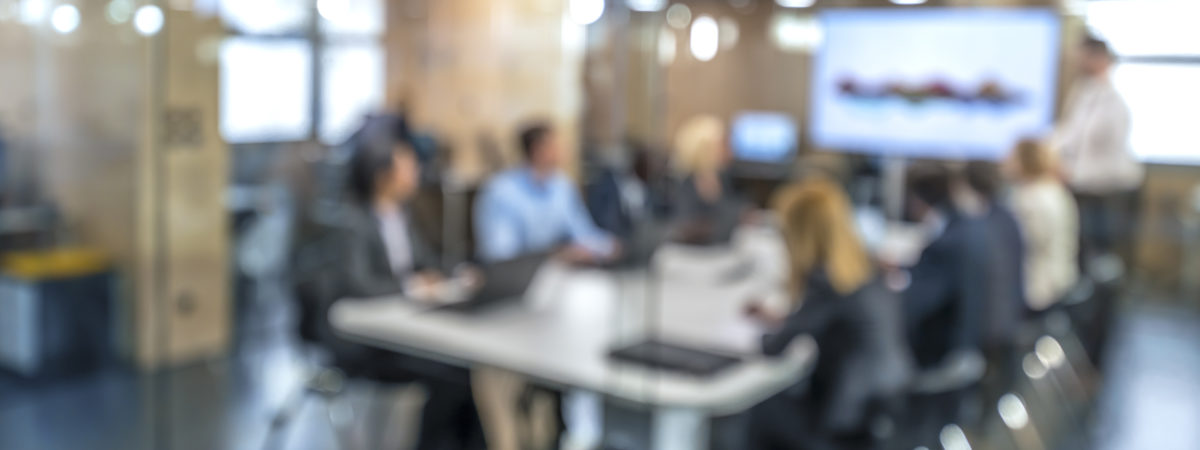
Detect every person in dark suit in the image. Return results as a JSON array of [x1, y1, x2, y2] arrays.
[[585, 141, 664, 240], [326, 130, 485, 450], [745, 179, 914, 450], [963, 161, 1027, 409], [898, 163, 989, 368]]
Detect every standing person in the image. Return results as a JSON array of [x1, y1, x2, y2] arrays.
[[745, 178, 913, 450], [329, 132, 485, 450], [1007, 139, 1080, 313], [1055, 35, 1144, 265]]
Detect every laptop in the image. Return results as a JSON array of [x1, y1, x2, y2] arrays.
[[436, 251, 550, 312], [609, 339, 743, 377]]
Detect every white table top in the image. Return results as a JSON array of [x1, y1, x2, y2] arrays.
[[330, 226, 816, 415]]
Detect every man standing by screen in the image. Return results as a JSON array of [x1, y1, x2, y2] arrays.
[[1054, 35, 1144, 266]]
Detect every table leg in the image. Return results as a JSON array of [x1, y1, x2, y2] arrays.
[[653, 407, 709, 450]]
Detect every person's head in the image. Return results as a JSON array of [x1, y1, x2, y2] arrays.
[[1010, 138, 1057, 181], [905, 163, 952, 221], [963, 161, 1004, 202], [772, 178, 872, 297], [672, 115, 729, 176], [1080, 35, 1115, 78], [349, 133, 420, 206], [519, 121, 563, 174]]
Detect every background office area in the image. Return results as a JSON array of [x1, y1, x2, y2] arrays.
[[2, 0, 1200, 449]]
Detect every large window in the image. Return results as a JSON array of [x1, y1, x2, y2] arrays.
[[1087, 0, 1200, 165], [218, 0, 385, 145]]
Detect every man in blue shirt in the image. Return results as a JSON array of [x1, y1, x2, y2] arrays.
[[474, 122, 619, 263]]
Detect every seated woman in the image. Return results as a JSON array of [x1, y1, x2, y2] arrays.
[[669, 115, 747, 245], [1007, 138, 1080, 313], [746, 178, 914, 449], [328, 129, 485, 450]]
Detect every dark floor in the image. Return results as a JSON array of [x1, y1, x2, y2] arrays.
[[2, 285, 1198, 450]]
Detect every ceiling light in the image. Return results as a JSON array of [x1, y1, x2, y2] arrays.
[[626, 0, 666, 12], [690, 15, 719, 62], [50, 4, 79, 34], [776, 0, 817, 7], [134, 5, 164, 36], [665, 3, 691, 29], [569, 0, 605, 25]]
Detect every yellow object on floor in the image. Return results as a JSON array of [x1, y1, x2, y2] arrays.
[[2, 248, 109, 280]]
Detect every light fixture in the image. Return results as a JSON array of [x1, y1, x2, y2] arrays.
[[18, 0, 47, 25], [890, 0, 927, 5], [657, 27, 676, 66], [316, 0, 347, 22], [569, 0, 605, 25], [689, 15, 718, 62], [665, 3, 691, 29], [998, 394, 1030, 430], [50, 4, 79, 34], [626, 0, 666, 12], [776, 0, 817, 7], [1035, 336, 1066, 369], [134, 4, 164, 36], [771, 13, 822, 53], [106, 0, 133, 24], [939, 424, 973, 450]]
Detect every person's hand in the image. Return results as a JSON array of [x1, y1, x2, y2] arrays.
[[743, 300, 784, 328], [453, 264, 483, 289], [407, 271, 445, 302], [558, 244, 597, 265]]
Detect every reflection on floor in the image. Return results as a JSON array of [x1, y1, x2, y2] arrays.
[[1, 292, 1198, 450]]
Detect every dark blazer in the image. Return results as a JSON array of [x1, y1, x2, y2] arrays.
[[903, 211, 989, 367], [979, 205, 1026, 348], [763, 272, 914, 433], [587, 169, 638, 239], [335, 202, 441, 298], [670, 173, 745, 245], [318, 202, 441, 367]]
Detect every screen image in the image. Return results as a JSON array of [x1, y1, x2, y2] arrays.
[[811, 9, 1061, 160], [730, 111, 798, 163]]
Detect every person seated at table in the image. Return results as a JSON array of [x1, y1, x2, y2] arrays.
[[472, 121, 619, 449], [331, 130, 485, 450], [745, 178, 914, 449], [1006, 138, 1080, 313], [895, 163, 988, 368], [585, 139, 668, 240], [669, 115, 748, 245], [474, 121, 619, 264]]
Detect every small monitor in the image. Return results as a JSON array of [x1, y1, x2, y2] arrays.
[[730, 111, 798, 164]]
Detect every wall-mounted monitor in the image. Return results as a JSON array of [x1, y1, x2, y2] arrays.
[[811, 8, 1061, 160], [731, 111, 798, 164]]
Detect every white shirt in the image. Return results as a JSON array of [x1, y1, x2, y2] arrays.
[[1054, 77, 1144, 194], [1010, 178, 1079, 311], [374, 207, 414, 277]]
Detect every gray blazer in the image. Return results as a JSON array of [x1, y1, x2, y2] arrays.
[[334, 202, 441, 298]]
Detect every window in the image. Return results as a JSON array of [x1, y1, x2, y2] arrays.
[[1087, 0, 1200, 165], [217, 0, 385, 145]]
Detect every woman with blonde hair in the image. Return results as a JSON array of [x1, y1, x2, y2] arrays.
[[1008, 138, 1079, 311], [670, 115, 746, 244], [746, 178, 913, 449]]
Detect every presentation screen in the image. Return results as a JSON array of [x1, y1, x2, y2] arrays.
[[731, 111, 798, 164], [811, 9, 1061, 160]]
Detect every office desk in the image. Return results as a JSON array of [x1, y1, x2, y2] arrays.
[[330, 226, 814, 450]]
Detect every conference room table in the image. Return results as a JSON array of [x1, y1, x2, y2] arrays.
[[330, 224, 816, 450]]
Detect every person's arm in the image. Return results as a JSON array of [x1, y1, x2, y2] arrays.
[[563, 178, 617, 258], [761, 292, 841, 356], [902, 243, 953, 329], [474, 183, 524, 263]]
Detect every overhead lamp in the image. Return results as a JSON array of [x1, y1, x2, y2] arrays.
[[665, 3, 691, 29], [626, 0, 667, 12], [776, 0, 817, 7], [50, 4, 79, 34], [569, 0, 605, 25], [689, 15, 718, 62], [134, 4, 164, 36]]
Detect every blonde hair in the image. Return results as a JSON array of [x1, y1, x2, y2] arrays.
[[1012, 138, 1056, 180], [672, 115, 726, 175], [772, 178, 873, 297]]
